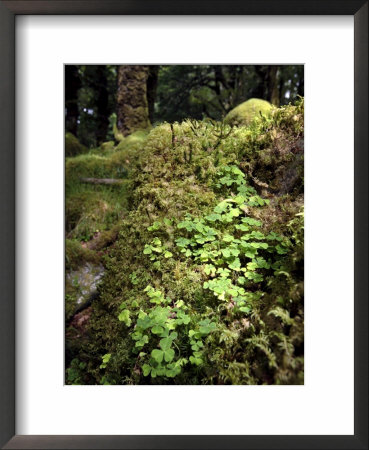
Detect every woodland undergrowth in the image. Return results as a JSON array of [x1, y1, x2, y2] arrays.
[[66, 99, 304, 385]]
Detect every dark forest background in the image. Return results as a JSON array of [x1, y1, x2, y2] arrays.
[[65, 65, 304, 148]]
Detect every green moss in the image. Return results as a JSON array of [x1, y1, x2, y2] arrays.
[[66, 153, 128, 181], [224, 98, 273, 127], [66, 131, 149, 184], [65, 132, 88, 157], [244, 98, 304, 197], [115, 130, 148, 152], [67, 100, 304, 386], [85, 226, 120, 251], [99, 141, 115, 153], [113, 121, 124, 142], [65, 188, 127, 241], [65, 239, 99, 271]]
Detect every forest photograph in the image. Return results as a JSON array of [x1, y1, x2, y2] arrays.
[[65, 65, 304, 385]]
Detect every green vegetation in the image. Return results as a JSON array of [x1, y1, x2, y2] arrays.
[[66, 98, 304, 385], [224, 98, 273, 127], [65, 132, 88, 157]]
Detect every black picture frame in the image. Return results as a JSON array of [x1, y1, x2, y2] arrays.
[[0, 1, 367, 449]]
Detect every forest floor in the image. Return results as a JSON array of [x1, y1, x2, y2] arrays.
[[65, 101, 304, 385]]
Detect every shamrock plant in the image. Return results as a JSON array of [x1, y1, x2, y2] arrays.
[[173, 165, 290, 315], [116, 283, 217, 379], [143, 237, 173, 261], [108, 164, 292, 383]]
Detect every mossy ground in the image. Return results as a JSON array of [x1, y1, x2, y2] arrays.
[[64, 131, 148, 241], [65, 135, 146, 342], [66, 100, 304, 385]]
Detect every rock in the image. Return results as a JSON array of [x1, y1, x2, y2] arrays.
[[225, 98, 273, 127], [66, 263, 105, 321]]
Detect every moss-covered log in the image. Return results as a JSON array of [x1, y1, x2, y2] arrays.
[[80, 178, 125, 185]]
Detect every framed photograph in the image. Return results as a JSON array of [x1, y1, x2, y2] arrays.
[[1, 1, 367, 449]]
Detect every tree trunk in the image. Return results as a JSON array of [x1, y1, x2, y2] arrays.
[[117, 65, 151, 137], [95, 66, 109, 144], [65, 65, 81, 136], [268, 66, 280, 107], [147, 66, 159, 124]]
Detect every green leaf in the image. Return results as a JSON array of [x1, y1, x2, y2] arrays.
[[189, 355, 203, 366], [266, 232, 283, 241], [182, 315, 190, 325], [238, 276, 246, 285], [142, 364, 151, 376], [228, 258, 241, 271], [230, 247, 240, 257], [247, 261, 258, 271], [214, 200, 229, 213], [250, 231, 265, 240], [221, 248, 231, 258], [176, 311, 190, 325], [276, 244, 288, 255], [151, 325, 164, 335], [234, 195, 246, 205], [235, 224, 250, 232], [151, 349, 164, 363], [176, 237, 191, 248], [159, 337, 172, 351], [164, 348, 175, 362], [199, 319, 216, 335], [243, 217, 262, 227], [147, 221, 161, 231], [102, 353, 111, 363], [135, 335, 149, 348], [118, 309, 131, 327], [229, 208, 241, 217], [99, 353, 111, 369], [222, 234, 234, 242], [205, 213, 221, 222]]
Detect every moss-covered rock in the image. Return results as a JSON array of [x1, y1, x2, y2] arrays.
[[65, 132, 88, 157], [99, 141, 115, 153], [65, 190, 127, 241], [244, 99, 304, 197], [66, 100, 304, 386], [65, 239, 99, 271], [225, 98, 273, 127]]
